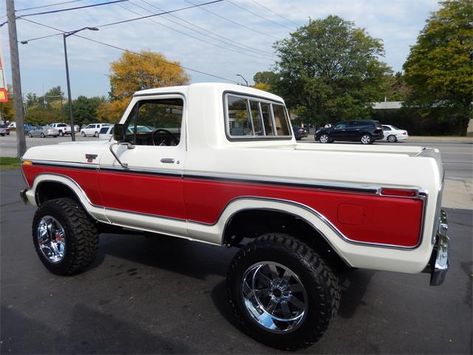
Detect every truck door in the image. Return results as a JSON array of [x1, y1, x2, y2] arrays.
[[98, 94, 186, 236]]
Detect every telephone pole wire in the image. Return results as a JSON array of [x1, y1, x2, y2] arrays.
[[6, 0, 26, 158]]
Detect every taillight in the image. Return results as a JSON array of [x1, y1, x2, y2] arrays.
[[380, 188, 418, 197]]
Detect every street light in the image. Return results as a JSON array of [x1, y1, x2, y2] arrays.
[[63, 27, 99, 141], [236, 73, 249, 86]]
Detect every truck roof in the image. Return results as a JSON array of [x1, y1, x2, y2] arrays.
[[133, 82, 284, 103]]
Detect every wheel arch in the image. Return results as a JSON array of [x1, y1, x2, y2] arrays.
[[31, 174, 107, 223], [220, 198, 351, 270]]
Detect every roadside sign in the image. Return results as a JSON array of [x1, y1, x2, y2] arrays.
[[0, 44, 8, 103]]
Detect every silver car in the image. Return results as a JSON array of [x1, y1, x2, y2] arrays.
[[28, 126, 59, 138]]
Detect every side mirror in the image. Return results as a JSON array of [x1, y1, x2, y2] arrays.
[[113, 123, 125, 142]]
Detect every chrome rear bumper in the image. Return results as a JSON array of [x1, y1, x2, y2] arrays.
[[426, 210, 449, 286]]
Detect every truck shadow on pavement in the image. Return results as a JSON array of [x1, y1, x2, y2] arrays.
[[97, 232, 237, 280]]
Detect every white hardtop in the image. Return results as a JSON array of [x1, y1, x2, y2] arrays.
[[134, 82, 285, 103]]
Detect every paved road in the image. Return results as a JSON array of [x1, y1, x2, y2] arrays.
[[1, 174, 472, 352]]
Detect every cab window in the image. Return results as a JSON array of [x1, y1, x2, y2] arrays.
[[124, 98, 183, 146]]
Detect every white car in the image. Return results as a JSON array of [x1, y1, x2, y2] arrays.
[[80, 123, 109, 137], [98, 125, 113, 140], [50, 123, 71, 136], [382, 124, 408, 142], [98, 125, 153, 140]]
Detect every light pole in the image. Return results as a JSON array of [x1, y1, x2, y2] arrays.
[[63, 27, 98, 141], [236, 73, 249, 86]]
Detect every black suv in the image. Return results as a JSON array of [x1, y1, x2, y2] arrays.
[[315, 120, 384, 144]]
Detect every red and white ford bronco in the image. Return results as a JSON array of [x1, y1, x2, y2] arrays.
[[21, 83, 449, 350]]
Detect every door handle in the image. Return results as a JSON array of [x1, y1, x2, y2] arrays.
[[160, 158, 175, 164]]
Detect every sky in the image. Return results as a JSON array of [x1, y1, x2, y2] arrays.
[[0, 0, 440, 99]]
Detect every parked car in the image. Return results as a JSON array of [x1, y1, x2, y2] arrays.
[[0, 124, 10, 136], [382, 124, 409, 143], [315, 120, 384, 144], [50, 123, 71, 136], [98, 125, 152, 140], [292, 125, 308, 140], [81, 123, 110, 137], [28, 126, 59, 138]]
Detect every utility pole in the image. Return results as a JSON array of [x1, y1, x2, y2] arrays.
[[6, 0, 26, 158]]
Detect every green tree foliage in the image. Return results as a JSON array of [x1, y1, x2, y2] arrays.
[[274, 16, 391, 124], [253, 71, 279, 92], [403, 0, 473, 133], [64, 96, 106, 126]]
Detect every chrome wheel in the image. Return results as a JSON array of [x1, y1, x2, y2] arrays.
[[36, 215, 66, 263], [360, 134, 371, 144], [319, 134, 329, 143], [241, 261, 308, 334]]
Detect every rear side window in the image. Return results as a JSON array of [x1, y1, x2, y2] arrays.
[[99, 127, 109, 134], [225, 94, 291, 139]]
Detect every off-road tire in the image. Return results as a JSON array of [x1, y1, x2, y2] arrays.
[[227, 233, 340, 350], [32, 198, 98, 275]]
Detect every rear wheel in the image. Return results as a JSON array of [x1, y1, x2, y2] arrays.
[[59, 131, 64, 137], [32, 198, 99, 275], [360, 134, 372, 144], [387, 135, 397, 143], [40, 132, 45, 138], [94, 131, 99, 137], [28, 133, 33, 138], [319, 134, 331, 143], [227, 233, 340, 350]]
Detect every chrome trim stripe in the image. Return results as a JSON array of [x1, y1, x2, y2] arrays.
[[31, 160, 98, 170], [29, 159, 427, 197]]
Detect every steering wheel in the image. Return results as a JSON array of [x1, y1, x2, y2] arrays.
[[151, 129, 178, 146]]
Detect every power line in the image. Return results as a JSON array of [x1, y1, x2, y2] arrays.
[[97, 0, 223, 28], [18, 0, 128, 18], [117, 2, 272, 61], [225, 0, 294, 31], [16, 0, 87, 12], [19, 18, 239, 83], [184, 0, 279, 41], [247, 0, 299, 28], [132, 0, 276, 58]]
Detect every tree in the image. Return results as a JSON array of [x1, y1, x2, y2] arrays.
[[403, 0, 473, 134], [274, 16, 391, 124], [64, 96, 105, 127], [253, 71, 279, 92], [98, 50, 190, 122]]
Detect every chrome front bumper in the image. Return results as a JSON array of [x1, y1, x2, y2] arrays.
[[426, 210, 449, 286]]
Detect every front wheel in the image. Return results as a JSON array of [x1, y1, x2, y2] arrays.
[[32, 198, 99, 275], [81, 131, 86, 137], [227, 233, 340, 350]]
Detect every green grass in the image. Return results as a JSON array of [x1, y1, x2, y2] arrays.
[[0, 157, 21, 169]]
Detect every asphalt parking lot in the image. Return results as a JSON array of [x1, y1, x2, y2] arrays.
[[1, 138, 472, 354]]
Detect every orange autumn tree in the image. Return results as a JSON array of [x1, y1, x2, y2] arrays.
[[98, 50, 190, 122]]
